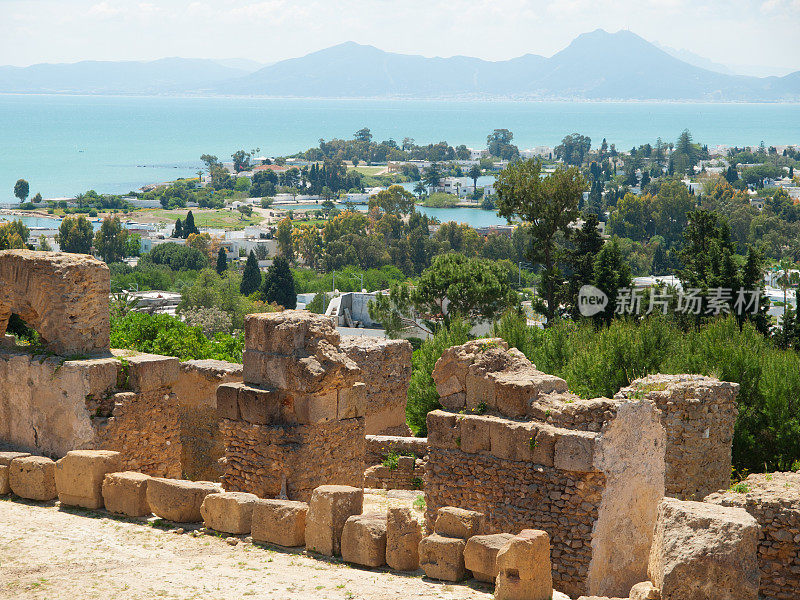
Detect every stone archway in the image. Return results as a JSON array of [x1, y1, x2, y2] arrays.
[[0, 250, 110, 356]]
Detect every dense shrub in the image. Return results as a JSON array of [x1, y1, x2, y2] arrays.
[[111, 312, 243, 362], [407, 312, 800, 472], [145, 242, 207, 271], [406, 319, 471, 436]]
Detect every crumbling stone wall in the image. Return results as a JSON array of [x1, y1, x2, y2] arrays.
[[0, 250, 110, 355], [616, 374, 738, 500], [364, 435, 428, 466], [218, 311, 366, 502], [705, 472, 800, 600], [425, 339, 666, 599], [174, 360, 242, 481], [339, 336, 412, 435], [0, 346, 240, 479], [363, 434, 427, 491]]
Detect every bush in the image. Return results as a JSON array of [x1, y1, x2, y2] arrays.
[[111, 312, 243, 362], [406, 319, 471, 436], [145, 242, 208, 271]]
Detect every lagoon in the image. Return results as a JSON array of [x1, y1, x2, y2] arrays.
[[2, 95, 799, 202]]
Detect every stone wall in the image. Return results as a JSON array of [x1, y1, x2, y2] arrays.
[[705, 472, 800, 600], [0, 346, 240, 480], [364, 435, 428, 466], [425, 339, 666, 599], [218, 311, 366, 503], [616, 374, 738, 501], [339, 336, 412, 435], [173, 360, 242, 481], [0, 250, 110, 355]]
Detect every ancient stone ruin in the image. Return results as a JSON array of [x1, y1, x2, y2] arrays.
[[706, 472, 800, 600], [616, 374, 739, 501], [427, 339, 668, 598], [217, 311, 366, 501], [339, 336, 412, 435], [0, 250, 110, 355]]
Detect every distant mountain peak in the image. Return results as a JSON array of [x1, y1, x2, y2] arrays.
[[1, 31, 797, 101]]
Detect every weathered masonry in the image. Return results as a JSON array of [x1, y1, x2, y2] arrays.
[[425, 339, 667, 599], [616, 373, 738, 501], [217, 311, 366, 502], [0, 250, 242, 480]]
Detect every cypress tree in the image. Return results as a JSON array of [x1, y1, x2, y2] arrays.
[[175, 218, 184, 239], [262, 256, 297, 309], [184, 211, 198, 237], [216, 247, 228, 275], [240, 250, 262, 296]]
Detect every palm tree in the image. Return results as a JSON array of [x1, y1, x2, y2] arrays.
[[469, 164, 481, 192], [413, 181, 427, 201]]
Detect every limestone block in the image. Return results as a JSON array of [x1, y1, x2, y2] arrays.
[[0, 250, 111, 355], [439, 392, 466, 411], [464, 533, 515, 582], [251, 499, 308, 547], [124, 354, 180, 393], [0, 451, 30, 466], [237, 385, 281, 425], [647, 498, 759, 600], [397, 455, 415, 471], [146, 477, 221, 523], [305, 485, 364, 556], [337, 382, 366, 419], [465, 373, 496, 411], [217, 382, 243, 420], [102, 471, 151, 517], [553, 430, 597, 472], [459, 415, 492, 454], [293, 389, 339, 424], [9, 456, 57, 501], [244, 310, 340, 354], [426, 411, 459, 449], [242, 346, 360, 393], [201, 491, 259, 535], [386, 506, 423, 571], [0, 465, 9, 495], [341, 512, 388, 568], [435, 507, 485, 539], [54, 450, 121, 509], [629, 581, 660, 600], [495, 529, 553, 600], [418, 534, 468, 581]]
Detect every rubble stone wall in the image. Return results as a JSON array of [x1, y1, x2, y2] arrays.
[[339, 336, 412, 435], [617, 374, 739, 500], [705, 472, 800, 600], [218, 311, 367, 502], [364, 435, 428, 465], [425, 339, 669, 599], [0, 347, 240, 480]]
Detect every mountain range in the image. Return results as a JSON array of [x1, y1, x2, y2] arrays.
[[1, 30, 798, 101]]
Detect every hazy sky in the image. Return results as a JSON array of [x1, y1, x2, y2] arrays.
[[1, 0, 798, 75]]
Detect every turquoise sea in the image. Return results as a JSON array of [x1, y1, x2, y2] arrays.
[[1, 95, 799, 203]]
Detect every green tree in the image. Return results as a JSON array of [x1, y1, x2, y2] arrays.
[[368, 185, 416, 216], [413, 181, 428, 200], [231, 150, 251, 173], [240, 250, 262, 296], [94, 216, 129, 263], [495, 159, 586, 324], [468, 164, 482, 191], [565, 214, 604, 318], [262, 256, 297, 309], [276, 217, 294, 260], [592, 237, 632, 325], [13, 179, 29, 203], [184, 211, 199, 236], [423, 164, 442, 192], [555, 133, 591, 167], [174, 218, 184, 239], [56, 215, 93, 254], [0, 219, 29, 250], [487, 129, 519, 160], [216, 247, 228, 275]]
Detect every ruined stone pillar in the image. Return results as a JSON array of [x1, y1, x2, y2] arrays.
[[217, 311, 366, 502]]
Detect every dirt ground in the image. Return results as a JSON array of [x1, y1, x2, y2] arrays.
[[0, 491, 494, 600]]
